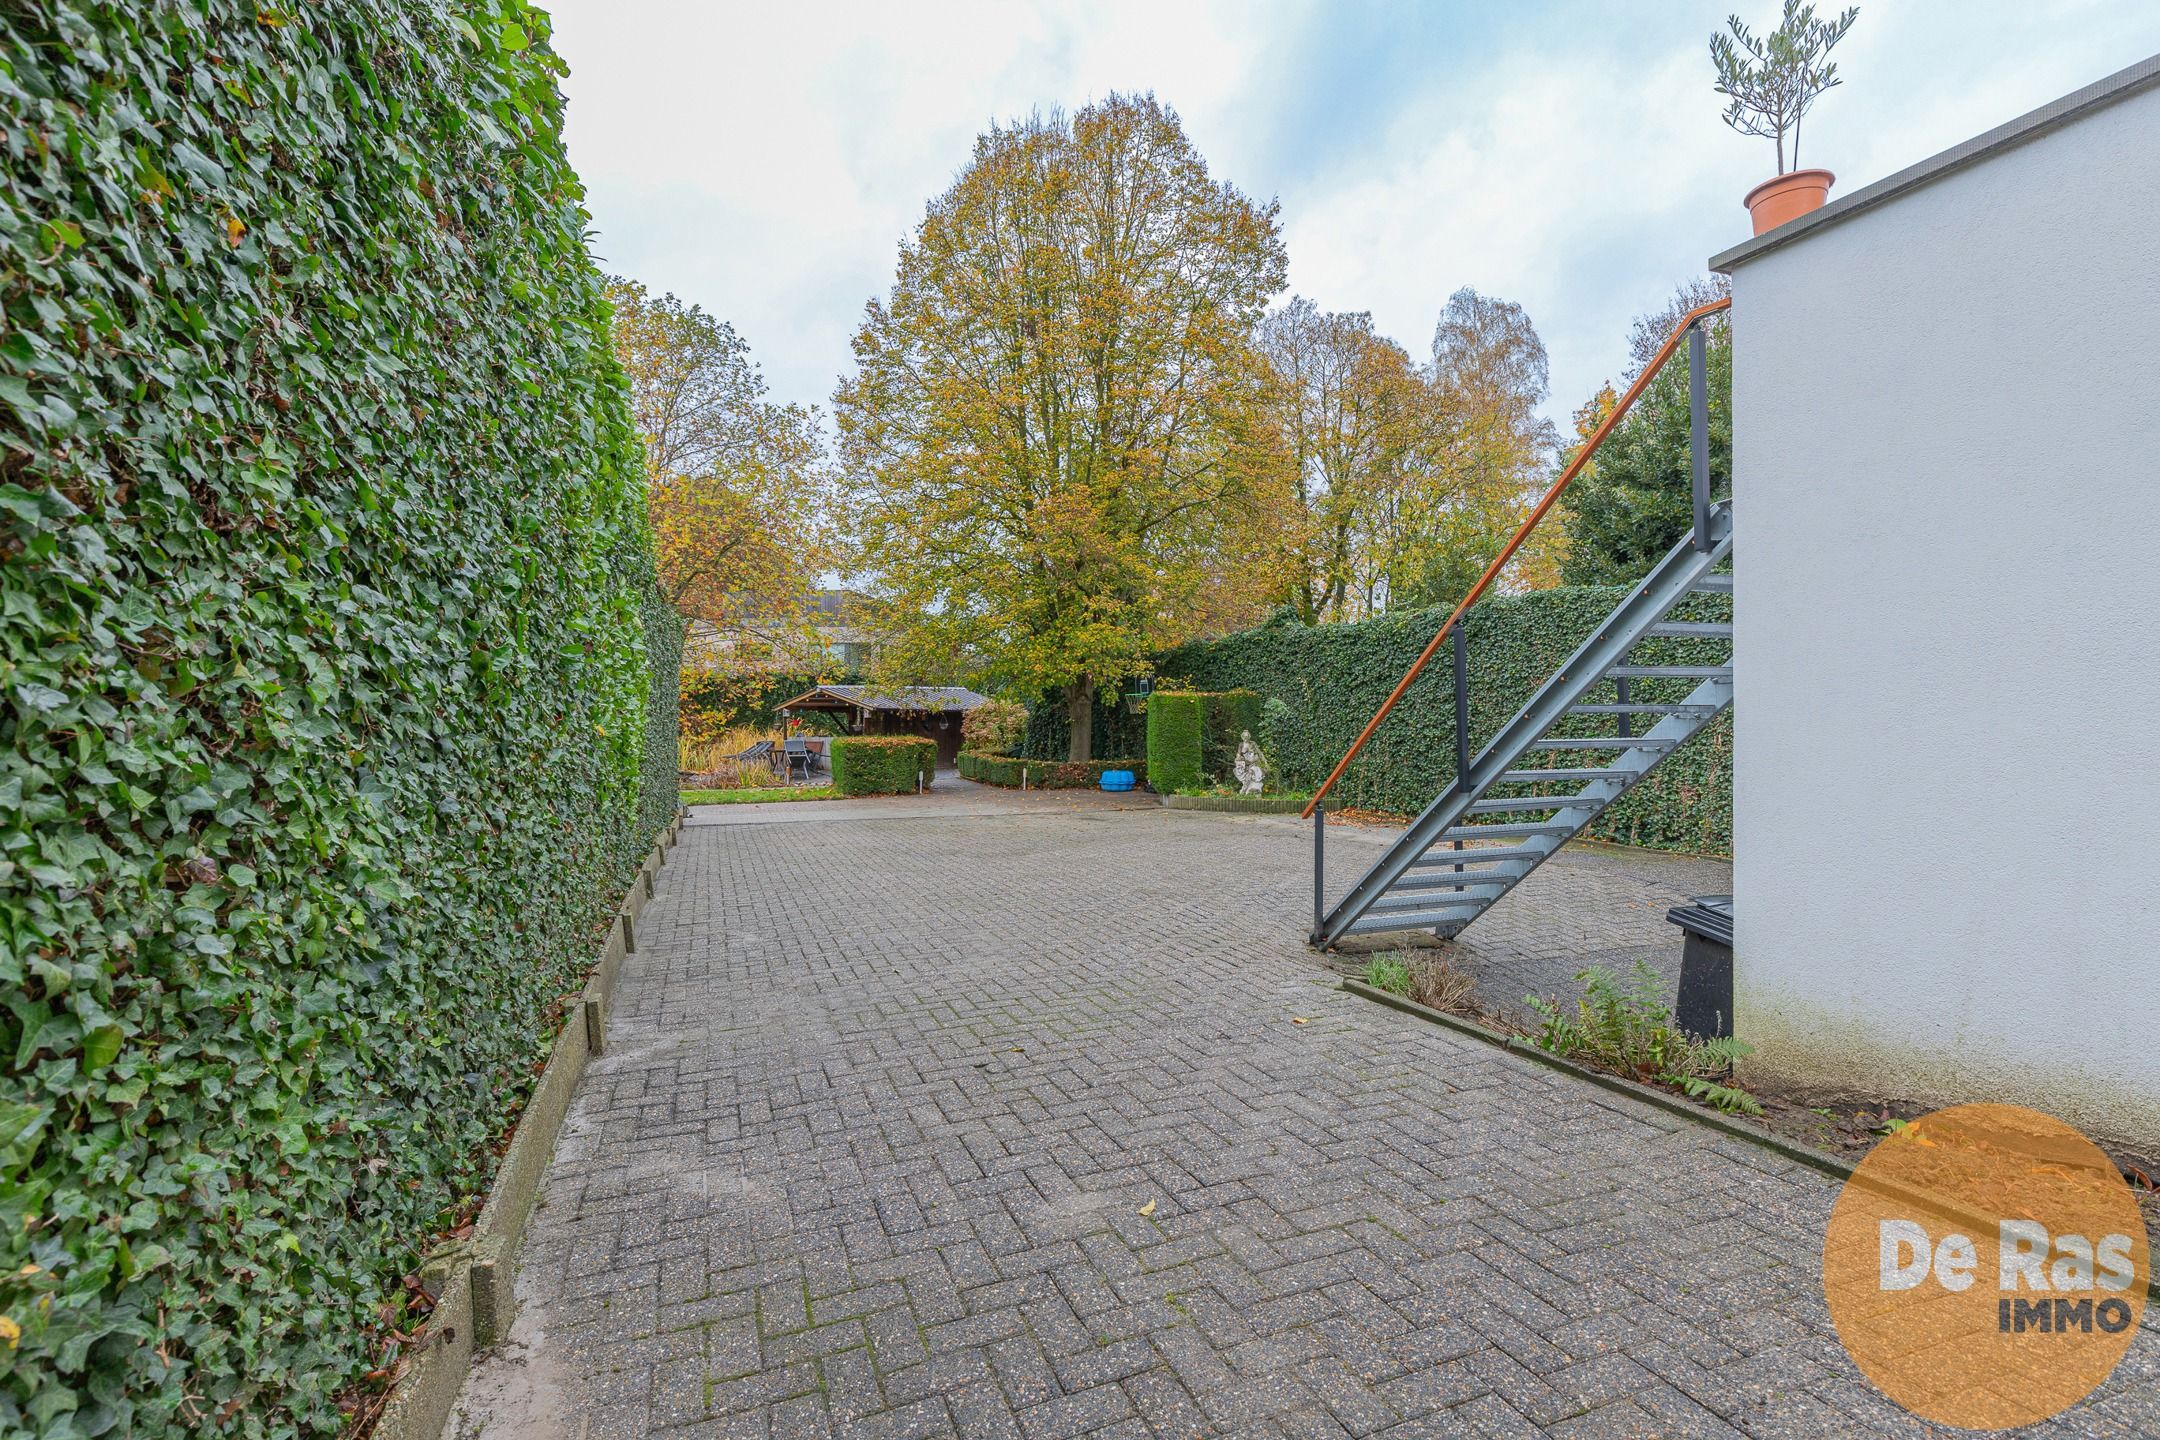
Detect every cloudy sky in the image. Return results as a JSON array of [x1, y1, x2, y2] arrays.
[[544, 0, 2159, 430]]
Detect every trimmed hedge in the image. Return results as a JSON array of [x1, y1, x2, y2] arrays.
[[958, 754, 1147, 790], [1144, 694, 1204, 793], [1158, 590, 1733, 854], [0, 4, 676, 1436], [830, 737, 936, 795]]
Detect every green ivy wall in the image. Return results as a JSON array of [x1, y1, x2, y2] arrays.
[[0, 3, 677, 1434]]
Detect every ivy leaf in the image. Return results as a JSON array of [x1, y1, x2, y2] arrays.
[[169, 141, 226, 187], [0, 1102, 50, 1173], [83, 1024, 125, 1071], [0, 483, 53, 522]]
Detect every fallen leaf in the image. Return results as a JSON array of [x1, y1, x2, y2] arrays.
[[1137, 1199, 1156, 1217], [1291, 1017, 1308, 1026]]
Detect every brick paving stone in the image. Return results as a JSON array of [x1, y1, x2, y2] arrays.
[[451, 801, 2158, 1438]]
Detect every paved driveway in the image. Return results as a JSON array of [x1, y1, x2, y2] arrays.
[[453, 801, 2158, 1438]]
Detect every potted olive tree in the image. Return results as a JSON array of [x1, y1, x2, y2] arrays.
[[1711, 1, 1860, 234]]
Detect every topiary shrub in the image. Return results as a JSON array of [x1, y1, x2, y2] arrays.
[[830, 737, 936, 794], [960, 699, 1027, 756], [1145, 693, 1205, 793], [0, 2, 676, 1433]]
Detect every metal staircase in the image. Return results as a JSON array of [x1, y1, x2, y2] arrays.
[[1300, 294, 1734, 950], [1310, 507, 1732, 946]]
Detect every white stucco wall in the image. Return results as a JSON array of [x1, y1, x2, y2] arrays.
[[1727, 78, 2160, 1149]]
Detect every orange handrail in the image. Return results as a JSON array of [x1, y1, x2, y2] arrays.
[[1301, 295, 1730, 819]]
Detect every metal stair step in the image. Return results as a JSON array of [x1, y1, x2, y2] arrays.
[[1440, 821, 1578, 839], [1344, 902, 1487, 936], [1644, 621, 1733, 639], [1499, 767, 1628, 782], [1387, 871, 1519, 893], [1407, 844, 1547, 868], [1604, 665, 1732, 679], [1369, 878, 1509, 907], [1523, 736, 1676, 750], [1690, 574, 1734, 592], [1466, 795, 1594, 813], [1569, 703, 1720, 716]]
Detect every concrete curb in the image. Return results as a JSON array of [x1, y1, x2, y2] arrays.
[[1159, 793, 1310, 815], [371, 811, 682, 1440], [1338, 978, 1855, 1179], [1340, 978, 2160, 1302]]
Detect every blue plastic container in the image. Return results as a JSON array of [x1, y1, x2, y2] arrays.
[[1099, 769, 1136, 792]]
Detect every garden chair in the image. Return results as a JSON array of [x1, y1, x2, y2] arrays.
[[782, 738, 814, 783]]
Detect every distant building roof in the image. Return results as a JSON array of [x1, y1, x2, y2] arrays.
[[777, 683, 989, 714], [809, 588, 870, 619]]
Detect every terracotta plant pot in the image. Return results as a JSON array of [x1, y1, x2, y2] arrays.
[[1743, 168, 1835, 235]]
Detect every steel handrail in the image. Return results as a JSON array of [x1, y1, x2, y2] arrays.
[[1301, 295, 1731, 819]]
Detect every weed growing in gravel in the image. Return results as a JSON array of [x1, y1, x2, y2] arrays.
[[1525, 960, 1762, 1115], [1364, 955, 1414, 995]]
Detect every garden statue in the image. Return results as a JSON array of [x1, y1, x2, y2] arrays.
[[1233, 730, 1265, 796]]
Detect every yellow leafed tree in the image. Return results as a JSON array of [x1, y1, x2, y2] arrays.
[[607, 277, 834, 727], [1254, 299, 1431, 623], [833, 94, 1286, 760]]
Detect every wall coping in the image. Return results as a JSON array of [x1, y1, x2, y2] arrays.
[[1711, 50, 2160, 273]]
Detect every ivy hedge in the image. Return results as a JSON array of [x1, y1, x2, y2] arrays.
[[1016, 689, 1143, 762], [1158, 589, 1733, 854], [0, 4, 677, 1436], [1196, 690, 1261, 785], [957, 754, 1146, 790], [828, 737, 934, 796], [1143, 695, 1203, 793]]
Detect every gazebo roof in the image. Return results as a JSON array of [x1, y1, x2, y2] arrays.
[[776, 683, 990, 714]]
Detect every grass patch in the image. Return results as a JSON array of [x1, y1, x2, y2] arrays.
[[1362, 951, 1478, 1015], [1170, 784, 1312, 801], [680, 786, 840, 806]]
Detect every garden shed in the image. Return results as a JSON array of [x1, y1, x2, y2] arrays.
[[776, 684, 988, 767]]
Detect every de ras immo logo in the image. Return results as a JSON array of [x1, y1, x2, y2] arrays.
[[1822, 1103, 2149, 1430]]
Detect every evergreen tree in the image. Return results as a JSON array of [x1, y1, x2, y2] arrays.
[[1560, 316, 1732, 585]]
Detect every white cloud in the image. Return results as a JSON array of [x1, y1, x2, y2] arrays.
[[546, 0, 2160, 427], [550, 0, 1291, 415]]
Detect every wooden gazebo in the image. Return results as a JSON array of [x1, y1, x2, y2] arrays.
[[775, 684, 988, 767]]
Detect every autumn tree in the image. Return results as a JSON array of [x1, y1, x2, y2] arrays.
[[1384, 288, 1561, 607], [1254, 299, 1429, 623], [607, 277, 833, 712], [1560, 278, 1734, 585], [833, 94, 1286, 760]]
